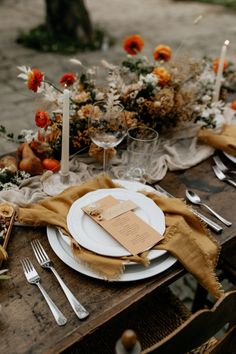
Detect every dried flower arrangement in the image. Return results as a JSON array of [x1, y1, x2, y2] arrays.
[[2, 34, 236, 173]]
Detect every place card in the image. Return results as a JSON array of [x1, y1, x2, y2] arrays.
[[82, 195, 163, 255]]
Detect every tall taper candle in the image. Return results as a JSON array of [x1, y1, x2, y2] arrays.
[[213, 40, 230, 103], [60, 89, 70, 178]]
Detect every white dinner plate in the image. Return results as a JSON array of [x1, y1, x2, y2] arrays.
[[223, 151, 236, 164], [113, 179, 156, 193], [47, 227, 177, 282], [67, 188, 165, 257]]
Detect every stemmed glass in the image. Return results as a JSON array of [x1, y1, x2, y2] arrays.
[[88, 101, 127, 173]]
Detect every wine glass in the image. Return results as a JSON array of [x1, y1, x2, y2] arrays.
[[88, 101, 126, 173]]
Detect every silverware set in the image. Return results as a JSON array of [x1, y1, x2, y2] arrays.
[[185, 189, 232, 227], [213, 155, 236, 187], [21, 239, 89, 325], [153, 155, 235, 231], [153, 184, 223, 233]]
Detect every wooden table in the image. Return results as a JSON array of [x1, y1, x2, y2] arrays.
[[1, 154, 236, 354]]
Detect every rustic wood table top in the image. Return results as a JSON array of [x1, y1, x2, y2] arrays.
[[1, 153, 236, 354]]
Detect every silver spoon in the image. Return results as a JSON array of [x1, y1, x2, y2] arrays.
[[185, 189, 232, 227]]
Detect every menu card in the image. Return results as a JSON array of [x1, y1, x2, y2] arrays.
[[82, 195, 163, 255]]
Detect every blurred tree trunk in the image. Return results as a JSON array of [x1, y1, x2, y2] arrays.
[[45, 0, 93, 45]]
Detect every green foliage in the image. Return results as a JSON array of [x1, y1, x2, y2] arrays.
[[192, 0, 236, 7], [16, 24, 115, 54], [122, 57, 154, 76]]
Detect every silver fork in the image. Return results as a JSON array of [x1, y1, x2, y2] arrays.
[[21, 258, 67, 326], [212, 165, 236, 188], [31, 239, 89, 320], [213, 155, 236, 175]]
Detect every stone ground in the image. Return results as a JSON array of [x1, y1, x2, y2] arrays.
[[0, 0, 234, 307]]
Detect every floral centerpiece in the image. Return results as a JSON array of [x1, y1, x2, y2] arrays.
[[8, 35, 236, 169]]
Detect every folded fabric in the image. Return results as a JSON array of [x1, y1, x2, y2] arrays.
[[198, 124, 236, 156], [18, 173, 222, 299]]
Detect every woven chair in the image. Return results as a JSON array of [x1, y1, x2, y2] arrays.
[[63, 288, 236, 354], [63, 287, 218, 354], [115, 290, 236, 354]]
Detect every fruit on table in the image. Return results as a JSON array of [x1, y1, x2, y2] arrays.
[[18, 143, 43, 176], [42, 158, 60, 172]]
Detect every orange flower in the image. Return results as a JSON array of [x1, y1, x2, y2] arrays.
[[60, 72, 76, 87], [153, 45, 172, 61], [27, 68, 43, 92], [213, 58, 229, 74], [152, 67, 171, 87], [35, 110, 50, 129], [123, 34, 144, 55], [37, 131, 45, 142], [231, 101, 236, 110]]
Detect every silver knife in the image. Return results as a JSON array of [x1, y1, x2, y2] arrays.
[[153, 184, 223, 234]]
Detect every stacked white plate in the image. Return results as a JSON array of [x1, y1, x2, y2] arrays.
[[47, 180, 177, 281]]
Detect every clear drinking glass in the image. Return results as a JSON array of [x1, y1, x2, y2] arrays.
[[125, 126, 159, 183], [88, 101, 126, 172]]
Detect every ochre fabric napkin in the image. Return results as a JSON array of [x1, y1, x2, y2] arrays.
[[18, 173, 222, 298], [198, 124, 236, 156]]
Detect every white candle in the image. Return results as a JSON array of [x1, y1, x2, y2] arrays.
[[213, 40, 230, 103], [60, 89, 70, 176]]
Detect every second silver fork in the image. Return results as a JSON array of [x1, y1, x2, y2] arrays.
[[31, 239, 89, 320], [213, 155, 236, 175]]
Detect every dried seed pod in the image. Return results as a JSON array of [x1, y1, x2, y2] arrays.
[[0, 204, 14, 218], [0, 155, 18, 173]]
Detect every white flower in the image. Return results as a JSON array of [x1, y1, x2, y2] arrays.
[[140, 73, 157, 86], [201, 95, 211, 103], [69, 58, 82, 67], [17, 65, 32, 80], [38, 82, 59, 103], [201, 109, 210, 119], [213, 113, 225, 132], [100, 60, 116, 70], [19, 129, 38, 143], [137, 97, 145, 104], [86, 67, 96, 76], [95, 91, 105, 100]]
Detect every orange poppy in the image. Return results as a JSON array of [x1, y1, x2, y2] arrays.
[[153, 45, 172, 61], [60, 72, 76, 87], [152, 67, 171, 87], [27, 68, 43, 92], [213, 58, 228, 74], [123, 34, 144, 55], [35, 110, 50, 129], [231, 100, 236, 110]]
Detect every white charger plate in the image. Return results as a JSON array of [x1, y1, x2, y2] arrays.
[[67, 188, 165, 257], [47, 227, 177, 282]]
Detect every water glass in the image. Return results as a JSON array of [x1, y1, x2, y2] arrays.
[[125, 126, 159, 182]]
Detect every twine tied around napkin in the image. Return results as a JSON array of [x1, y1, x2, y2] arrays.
[[198, 124, 236, 156], [18, 173, 223, 299]]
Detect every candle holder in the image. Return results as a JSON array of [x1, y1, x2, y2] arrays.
[[42, 170, 80, 196]]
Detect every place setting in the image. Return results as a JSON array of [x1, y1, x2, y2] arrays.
[[47, 182, 177, 282]]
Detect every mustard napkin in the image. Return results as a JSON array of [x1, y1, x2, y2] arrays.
[[18, 173, 222, 298], [198, 124, 236, 156]]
